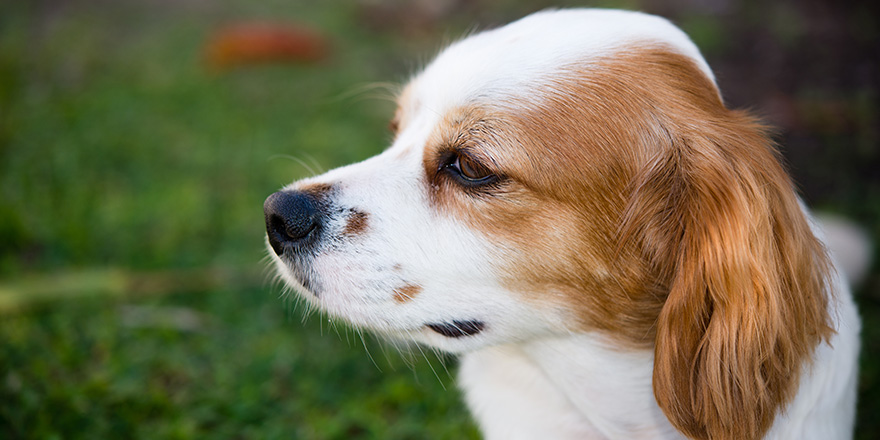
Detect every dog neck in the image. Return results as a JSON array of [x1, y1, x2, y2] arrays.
[[522, 335, 682, 439], [458, 334, 684, 439]]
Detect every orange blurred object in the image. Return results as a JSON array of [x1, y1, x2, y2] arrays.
[[205, 22, 329, 69]]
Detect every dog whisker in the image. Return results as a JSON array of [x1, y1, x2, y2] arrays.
[[329, 81, 402, 104], [301, 153, 326, 175], [357, 330, 383, 373], [268, 154, 322, 177]]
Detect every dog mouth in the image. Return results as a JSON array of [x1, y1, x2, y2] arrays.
[[425, 320, 486, 338], [277, 260, 488, 340]]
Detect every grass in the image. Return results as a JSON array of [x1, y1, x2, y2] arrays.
[[1, 1, 878, 439], [5, 279, 487, 438], [1, 1, 479, 438], [0, 1, 397, 274], [0, 285, 476, 439]]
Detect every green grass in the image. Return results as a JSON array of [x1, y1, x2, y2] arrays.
[[1, 1, 878, 439], [0, 285, 476, 439], [0, 1, 399, 274], [0, 1, 479, 438]]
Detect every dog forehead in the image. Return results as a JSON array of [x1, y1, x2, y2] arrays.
[[408, 9, 713, 111]]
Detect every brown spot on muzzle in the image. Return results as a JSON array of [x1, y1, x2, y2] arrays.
[[342, 210, 369, 236], [392, 283, 423, 304]]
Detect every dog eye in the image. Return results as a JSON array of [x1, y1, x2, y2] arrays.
[[452, 153, 494, 183]]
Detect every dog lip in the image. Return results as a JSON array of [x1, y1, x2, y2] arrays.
[[426, 320, 486, 338]]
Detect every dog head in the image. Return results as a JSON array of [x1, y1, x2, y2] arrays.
[[264, 9, 832, 439]]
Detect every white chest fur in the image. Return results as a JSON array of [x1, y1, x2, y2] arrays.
[[458, 337, 684, 440]]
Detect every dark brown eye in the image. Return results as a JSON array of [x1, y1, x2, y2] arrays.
[[452, 153, 494, 183]]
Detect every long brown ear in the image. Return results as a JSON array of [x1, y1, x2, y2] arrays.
[[621, 111, 833, 439]]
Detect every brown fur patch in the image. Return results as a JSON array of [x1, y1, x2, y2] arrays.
[[343, 210, 369, 236], [299, 182, 333, 197], [419, 45, 832, 439], [392, 283, 422, 304], [420, 56, 660, 342]]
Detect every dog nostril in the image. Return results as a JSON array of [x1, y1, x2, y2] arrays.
[[263, 190, 322, 256], [268, 213, 315, 242]]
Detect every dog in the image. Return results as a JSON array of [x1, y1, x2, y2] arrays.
[[264, 9, 862, 440]]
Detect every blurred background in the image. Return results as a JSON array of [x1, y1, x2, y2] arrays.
[[1, 0, 877, 438]]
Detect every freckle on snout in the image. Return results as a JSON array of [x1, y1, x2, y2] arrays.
[[392, 284, 423, 304], [343, 210, 369, 236]]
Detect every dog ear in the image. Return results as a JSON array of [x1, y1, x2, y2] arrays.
[[621, 111, 833, 440]]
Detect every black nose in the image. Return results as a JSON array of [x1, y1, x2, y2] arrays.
[[264, 191, 323, 256]]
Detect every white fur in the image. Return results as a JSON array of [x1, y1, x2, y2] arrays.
[[270, 9, 862, 439]]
